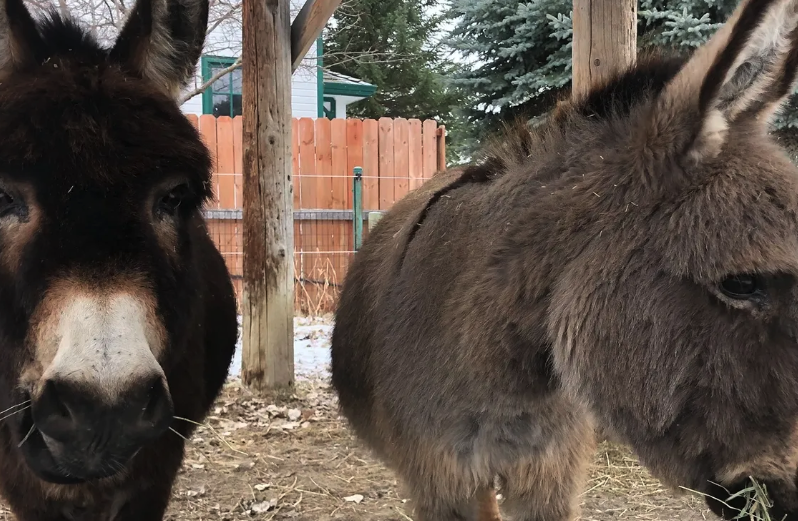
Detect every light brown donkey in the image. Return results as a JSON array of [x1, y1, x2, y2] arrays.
[[331, 0, 798, 519]]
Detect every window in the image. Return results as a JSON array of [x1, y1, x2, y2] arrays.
[[201, 56, 242, 118]]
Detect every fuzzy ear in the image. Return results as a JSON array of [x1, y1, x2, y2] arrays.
[[0, 0, 45, 75], [654, 0, 798, 162], [109, 0, 209, 99]]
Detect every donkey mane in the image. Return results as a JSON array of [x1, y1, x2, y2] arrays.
[[574, 51, 688, 120], [491, 51, 690, 171], [402, 52, 690, 267]]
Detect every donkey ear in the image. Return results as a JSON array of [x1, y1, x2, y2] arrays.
[[0, 0, 44, 75], [656, 0, 798, 162], [109, 0, 209, 99]]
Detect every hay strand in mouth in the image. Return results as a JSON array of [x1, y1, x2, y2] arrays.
[[683, 477, 786, 521]]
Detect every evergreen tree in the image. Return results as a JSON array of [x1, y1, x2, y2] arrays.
[[446, 0, 572, 135], [324, 0, 467, 160], [638, 0, 734, 49], [447, 0, 798, 139]]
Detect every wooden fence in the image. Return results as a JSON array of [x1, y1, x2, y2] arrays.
[[185, 115, 446, 313]]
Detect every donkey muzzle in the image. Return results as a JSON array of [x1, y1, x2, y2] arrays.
[[23, 375, 173, 483]]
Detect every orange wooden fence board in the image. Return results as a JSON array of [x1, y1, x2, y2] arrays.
[[393, 118, 409, 201], [291, 122, 300, 209], [314, 118, 332, 210], [216, 116, 236, 209], [378, 118, 394, 209], [330, 119, 347, 210], [362, 119, 380, 210], [298, 118, 316, 209]]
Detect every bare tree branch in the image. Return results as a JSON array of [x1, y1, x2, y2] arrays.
[[22, 0, 392, 107], [207, 3, 240, 35], [179, 56, 241, 104]]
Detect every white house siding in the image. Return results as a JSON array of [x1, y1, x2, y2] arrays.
[[181, 93, 203, 115], [180, 14, 318, 119], [329, 94, 366, 118], [292, 44, 319, 118]]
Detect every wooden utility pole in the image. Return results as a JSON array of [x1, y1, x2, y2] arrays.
[[241, 0, 294, 390], [571, 0, 636, 442], [241, 0, 340, 391], [572, 0, 637, 100]]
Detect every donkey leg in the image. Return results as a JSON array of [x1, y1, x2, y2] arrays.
[[498, 419, 594, 521], [411, 485, 499, 521], [397, 449, 497, 521], [475, 486, 502, 521]]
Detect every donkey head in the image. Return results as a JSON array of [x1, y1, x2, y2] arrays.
[[0, 0, 214, 484], [546, 0, 798, 517]]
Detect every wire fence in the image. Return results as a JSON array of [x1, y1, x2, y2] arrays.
[[204, 171, 379, 315], [293, 207, 355, 315]]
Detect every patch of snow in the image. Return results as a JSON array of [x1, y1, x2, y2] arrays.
[[227, 315, 333, 381]]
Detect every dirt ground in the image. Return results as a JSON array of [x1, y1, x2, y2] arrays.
[[0, 335, 715, 521], [166, 379, 713, 521], [0, 377, 714, 521]]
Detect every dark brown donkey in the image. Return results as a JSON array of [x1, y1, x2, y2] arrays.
[[331, 0, 798, 519], [0, 0, 238, 518]]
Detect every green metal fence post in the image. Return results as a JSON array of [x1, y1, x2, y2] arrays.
[[353, 166, 363, 251]]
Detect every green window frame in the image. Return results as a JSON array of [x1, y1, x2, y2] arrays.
[[201, 55, 242, 118], [322, 96, 336, 119]]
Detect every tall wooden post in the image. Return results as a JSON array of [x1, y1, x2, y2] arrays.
[[241, 0, 295, 390], [572, 0, 637, 100], [571, 0, 636, 445]]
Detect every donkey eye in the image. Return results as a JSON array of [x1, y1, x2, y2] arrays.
[[156, 184, 189, 217], [0, 190, 14, 214], [0, 189, 23, 219], [719, 274, 762, 299]]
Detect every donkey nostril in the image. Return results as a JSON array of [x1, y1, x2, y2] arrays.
[[144, 389, 159, 417], [30, 375, 172, 451], [137, 378, 172, 433], [32, 379, 78, 442]]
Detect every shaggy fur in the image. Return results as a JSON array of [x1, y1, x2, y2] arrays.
[[0, 0, 238, 519], [331, 0, 798, 519]]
